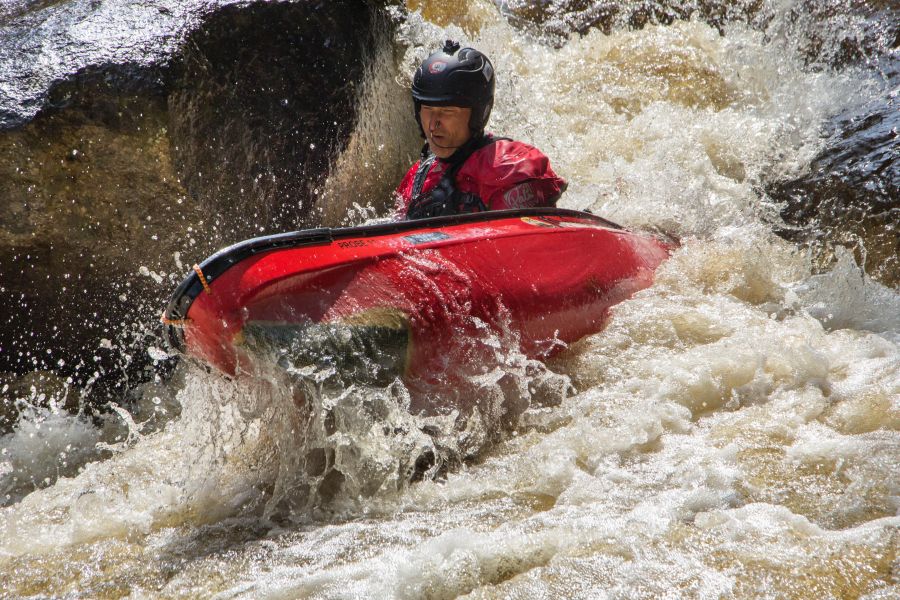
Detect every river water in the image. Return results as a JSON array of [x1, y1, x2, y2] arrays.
[[1, 0, 898, 598]]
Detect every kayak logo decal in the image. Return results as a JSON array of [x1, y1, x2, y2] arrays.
[[521, 217, 557, 228], [558, 221, 597, 228], [503, 183, 537, 208], [404, 232, 451, 244], [337, 239, 369, 249]]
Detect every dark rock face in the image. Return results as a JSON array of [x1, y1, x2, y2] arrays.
[[766, 1, 899, 286], [769, 0, 900, 69], [168, 2, 376, 236], [0, 0, 403, 412], [0, 0, 214, 129], [0, 73, 207, 393], [770, 72, 899, 285]]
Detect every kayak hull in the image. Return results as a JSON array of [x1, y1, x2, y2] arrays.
[[163, 209, 672, 386]]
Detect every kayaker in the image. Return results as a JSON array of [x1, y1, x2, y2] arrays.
[[395, 40, 567, 220]]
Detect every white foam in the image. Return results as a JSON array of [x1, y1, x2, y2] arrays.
[[0, 406, 102, 505], [0, 368, 281, 556], [791, 247, 900, 339]]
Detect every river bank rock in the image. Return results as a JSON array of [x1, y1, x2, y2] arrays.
[[0, 72, 199, 388], [766, 2, 899, 286], [168, 1, 379, 236], [0, 0, 412, 415], [770, 73, 899, 286]]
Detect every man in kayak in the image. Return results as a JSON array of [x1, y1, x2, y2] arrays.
[[395, 40, 567, 220]]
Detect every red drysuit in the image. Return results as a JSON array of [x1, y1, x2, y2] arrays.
[[395, 136, 566, 219]]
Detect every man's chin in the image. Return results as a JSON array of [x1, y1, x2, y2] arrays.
[[428, 142, 454, 159]]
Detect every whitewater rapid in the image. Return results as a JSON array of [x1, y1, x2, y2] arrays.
[[1, 1, 897, 598]]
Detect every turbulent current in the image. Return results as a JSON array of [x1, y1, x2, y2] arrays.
[[1, 0, 898, 598]]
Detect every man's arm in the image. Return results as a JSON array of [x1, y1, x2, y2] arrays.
[[465, 140, 566, 210], [490, 178, 566, 210]]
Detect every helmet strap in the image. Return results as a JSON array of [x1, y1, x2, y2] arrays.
[[413, 100, 427, 139], [468, 100, 493, 135]]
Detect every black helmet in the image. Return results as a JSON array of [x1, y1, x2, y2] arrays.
[[412, 40, 495, 136]]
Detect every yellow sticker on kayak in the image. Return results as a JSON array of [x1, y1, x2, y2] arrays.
[[520, 217, 557, 228]]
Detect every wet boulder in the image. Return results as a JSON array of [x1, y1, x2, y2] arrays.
[[0, 0, 409, 410], [770, 75, 899, 286], [767, 1, 899, 285], [168, 1, 380, 236], [0, 71, 199, 390]]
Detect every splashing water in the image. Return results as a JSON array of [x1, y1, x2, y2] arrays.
[[1, 0, 898, 597]]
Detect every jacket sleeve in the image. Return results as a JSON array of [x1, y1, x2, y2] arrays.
[[461, 140, 567, 211]]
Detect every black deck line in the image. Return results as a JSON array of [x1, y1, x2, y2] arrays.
[[161, 207, 622, 350]]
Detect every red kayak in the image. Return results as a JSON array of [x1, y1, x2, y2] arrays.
[[162, 208, 672, 392]]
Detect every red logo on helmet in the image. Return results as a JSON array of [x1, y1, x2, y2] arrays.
[[429, 61, 448, 74]]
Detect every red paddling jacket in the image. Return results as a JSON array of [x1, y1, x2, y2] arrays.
[[395, 135, 566, 220]]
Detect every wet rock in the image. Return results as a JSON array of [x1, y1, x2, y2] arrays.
[[770, 77, 899, 286], [770, 0, 900, 69], [168, 1, 379, 235], [0, 72, 206, 390], [316, 9, 424, 227], [0, 0, 407, 409], [0, 0, 212, 129], [766, 2, 899, 286]]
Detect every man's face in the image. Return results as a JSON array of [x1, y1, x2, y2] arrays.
[[420, 105, 472, 158]]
